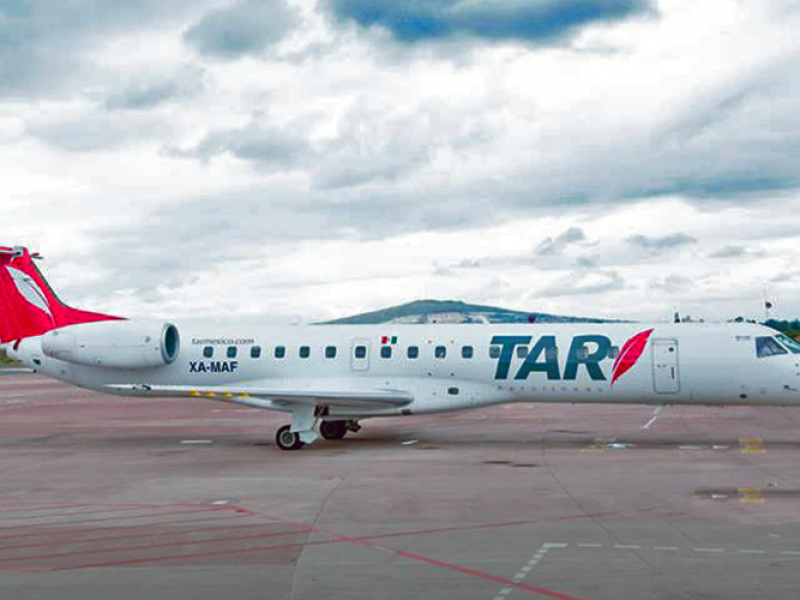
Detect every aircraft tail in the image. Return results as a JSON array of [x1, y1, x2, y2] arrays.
[[0, 246, 122, 344]]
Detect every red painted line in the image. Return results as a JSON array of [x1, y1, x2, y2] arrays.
[[0, 513, 250, 542], [44, 538, 336, 571], [0, 522, 289, 553], [42, 508, 589, 600], [0, 528, 311, 564], [232, 506, 590, 600], [0, 505, 207, 523], [0, 507, 229, 531], [0, 502, 164, 514], [384, 546, 586, 600], [344, 512, 619, 544], [44, 532, 587, 600]]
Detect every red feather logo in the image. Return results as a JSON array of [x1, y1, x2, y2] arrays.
[[611, 329, 654, 385]]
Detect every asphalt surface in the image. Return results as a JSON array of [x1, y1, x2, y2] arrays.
[[2, 374, 800, 599]]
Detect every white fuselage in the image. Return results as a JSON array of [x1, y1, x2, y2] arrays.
[[8, 322, 800, 419]]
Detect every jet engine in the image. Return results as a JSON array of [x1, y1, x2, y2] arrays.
[[42, 321, 180, 370]]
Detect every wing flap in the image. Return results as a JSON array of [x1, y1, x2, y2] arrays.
[[108, 384, 414, 409]]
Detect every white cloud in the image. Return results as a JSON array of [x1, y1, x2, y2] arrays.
[[2, 0, 800, 325]]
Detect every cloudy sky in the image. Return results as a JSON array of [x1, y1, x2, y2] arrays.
[[3, 0, 800, 323]]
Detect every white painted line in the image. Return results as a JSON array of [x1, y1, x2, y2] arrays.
[[401, 439, 418, 445], [577, 543, 602, 548], [642, 405, 662, 429], [487, 542, 565, 600], [738, 550, 766, 554], [713, 445, 730, 450], [180, 439, 214, 444], [678, 445, 703, 450], [653, 547, 679, 551], [614, 545, 642, 550], [779, 551, 800, 556], [693, 548, 724, 553]]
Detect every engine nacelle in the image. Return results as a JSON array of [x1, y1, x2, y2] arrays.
[[42, 321, 180, 370]]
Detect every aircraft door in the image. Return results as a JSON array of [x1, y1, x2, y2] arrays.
[[652, 338, 680, 394], [350, 339, 370, 372]]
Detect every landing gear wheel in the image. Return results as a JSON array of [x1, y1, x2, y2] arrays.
[[276, 425, 305, 451], [319, 420, 348, 441]]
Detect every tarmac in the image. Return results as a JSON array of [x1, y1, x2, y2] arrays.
[[2, 373, 800, 600]]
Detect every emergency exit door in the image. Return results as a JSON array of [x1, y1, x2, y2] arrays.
[[652, 338, 680, 394]]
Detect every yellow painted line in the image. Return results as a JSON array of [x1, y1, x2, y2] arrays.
[[203, 392, 216, 397], [238, 393, 250, 398], [739, 438, 765, 455], [188, 391, 200, 397], [581, 437, 616, 454], [220, 392, 233, 397], [738, 487, 765, 504]]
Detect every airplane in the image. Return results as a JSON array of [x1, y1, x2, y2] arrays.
[[2, 245, 799, 451]]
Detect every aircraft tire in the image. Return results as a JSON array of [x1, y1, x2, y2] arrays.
[[319, 420, 347, 441], [276, 425, 305, 451]]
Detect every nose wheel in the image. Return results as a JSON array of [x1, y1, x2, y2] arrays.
[[276, 425, 305, 451]]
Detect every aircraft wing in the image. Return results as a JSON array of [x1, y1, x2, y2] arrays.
[[108, 383, 414, 410]]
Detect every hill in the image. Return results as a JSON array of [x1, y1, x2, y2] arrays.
[[0, 349, 18, 367], [322, 299, 626, 325]]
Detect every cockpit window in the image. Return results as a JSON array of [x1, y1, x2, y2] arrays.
[[776, 334, 800, 354], [756, 336, 788, 358]]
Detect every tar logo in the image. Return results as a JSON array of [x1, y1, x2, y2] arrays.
[[189, 361, 238, 374], [490, 335, 610, 381]]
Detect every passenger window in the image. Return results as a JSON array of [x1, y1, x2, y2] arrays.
[[275, 346, 286, 359], [251, 346, 261, 359], [381, 346, 392, 359], [756, 337, 788, 358], [609, 346, 620, 359], [227, 346, 237, 358], [203, 346, 213, 358], [516, 346, 528, 359], [489, 345, 501, 359], [325, 346, 337, 359], [407, 346, 419, 359], [300, 346, 310, 358], [461, 346, 474, 359], [776, 334, 800, 354], [435, 346, 446, 359], [575, 346, 588, 360], [355, 346, 367, 359], [545, 347, 558, 360]]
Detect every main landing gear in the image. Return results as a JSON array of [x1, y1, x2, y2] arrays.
[[276, 425, 305, 451], [319, 419, 361, 441], [275, 419, 361, 451]]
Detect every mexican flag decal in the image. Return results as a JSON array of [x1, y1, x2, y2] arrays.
[[381, 335, 398, 345]]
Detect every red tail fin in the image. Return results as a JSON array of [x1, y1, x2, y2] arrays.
[[0, 246, 122, 344]]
